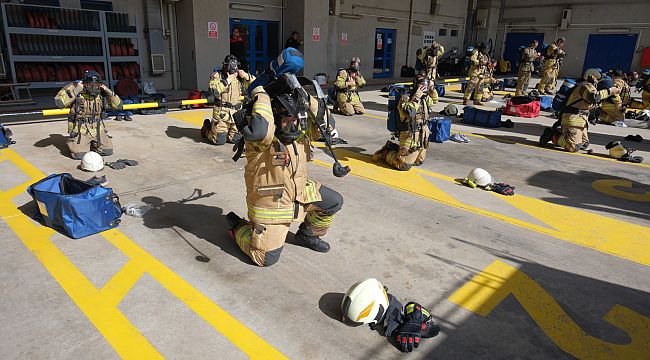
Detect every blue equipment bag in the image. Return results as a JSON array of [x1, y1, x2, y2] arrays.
[[539, 95, 553, 111], [462, 106, 502, 128], [387, 84, 408, 132], [428, 117, 451, 143], [0, 124, 15, 149], [27, 173, 123, 239], [435, 84, 445, 97]]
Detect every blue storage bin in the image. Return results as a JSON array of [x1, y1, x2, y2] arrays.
[[462, 106, 501, 128], [428, 117, 451, 143], [435, 84, 445, 97]]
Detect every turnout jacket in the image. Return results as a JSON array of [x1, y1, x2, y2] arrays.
[[561, 81, 612, 127], [54, 82, 121, 133], [209, 71, 254, 107], [243, 87, 324, 224]]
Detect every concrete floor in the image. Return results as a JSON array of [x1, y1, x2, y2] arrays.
[[1, 80, 649, 359]]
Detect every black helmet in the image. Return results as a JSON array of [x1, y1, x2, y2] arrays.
[[83, 70, 102, 96], [83, 70, 102, 82], [271, 93, 307, 144], [223, 54, 239, 74]]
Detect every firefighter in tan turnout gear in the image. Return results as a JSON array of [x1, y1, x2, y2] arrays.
[[539, 68, 621, 152], [536, 37, 566, 94], [54, 70, 122, 160], [335, 57, 366, 116], [515, 40, 540, 96], [225, 74, 344, 267], [373, 74, 435, 171], [599, 70, 631, 124], [463, 43, 490, 105], [201, 55, 255, 145], [420, 42, 445, 83]]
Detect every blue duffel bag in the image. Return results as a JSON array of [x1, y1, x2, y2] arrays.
[[539, 95, 553, 111], [0, 124, 15, 149], [429, 116, 451, 143], [27, 173, 123, 239], [462, 106, 502, 128]]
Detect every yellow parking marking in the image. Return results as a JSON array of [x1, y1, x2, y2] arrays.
[[449, 260, 650, 359], [166, 109, 211, 127], [362, 113, 650, 168], [592, 179, 650, 202], [313, 148, 650, 266], [0, 149, 286, 359]]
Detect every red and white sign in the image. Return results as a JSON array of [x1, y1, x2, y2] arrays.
[[341, 33, 348, 46], [207, 21, 218, 39], [312, 27, 320, 42], [376, 38, 383, 50]]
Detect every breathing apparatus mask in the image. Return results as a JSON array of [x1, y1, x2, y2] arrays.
[[263, 73, 350, 177], [272, 93, 307, 144], [83, 71, 102, 97], [223, 55, 239, 75], [413, 76, 430, 98]]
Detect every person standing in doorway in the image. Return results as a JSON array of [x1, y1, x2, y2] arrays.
[[285, 31, 303, 51], [230, 27, 248, 71]]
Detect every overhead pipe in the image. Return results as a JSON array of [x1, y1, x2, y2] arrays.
[[167, 1, 179, 89], [405, 0, 414, 67]]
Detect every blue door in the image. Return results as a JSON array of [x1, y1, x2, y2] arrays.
[[373, 28, 396, 78], [503, 32, 544, 74], [582, 34, 638, 73], [229, 19, 280, 75]]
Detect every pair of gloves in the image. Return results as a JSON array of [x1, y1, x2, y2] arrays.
[[106, 159, 138, 170], [381, 294, 440, 353]]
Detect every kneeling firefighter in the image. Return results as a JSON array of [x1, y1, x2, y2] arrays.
[[201, 55, 255, 145], [373, 74, 434, 171], [54, 71, 122, 160], [539, 68, 620, 152], [334, 57, 366, 116], [225, 56, 348, 266]]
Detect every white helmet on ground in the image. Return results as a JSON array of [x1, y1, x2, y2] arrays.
[[606, 141, 627, 159], [81, 151, 104, 172], [341, 278, 389, 325], [466, 168, 492, 187]]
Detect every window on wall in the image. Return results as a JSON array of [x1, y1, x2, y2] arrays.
[[430, 0, 441, 15], [438, 28, 447, 36], [80, 0, 114, 11], [451, 29, 458, 37], [423, 31, 436, 47], [23, 0, 60, 5]]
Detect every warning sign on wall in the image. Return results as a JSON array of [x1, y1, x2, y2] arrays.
[[312, 27, 320, 42], [208, 21, 218, 39], [376, 38, 383, 50], [341, 33, 348, 46]]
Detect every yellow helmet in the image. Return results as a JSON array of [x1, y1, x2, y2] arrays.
[[583, 68, 602, 81]]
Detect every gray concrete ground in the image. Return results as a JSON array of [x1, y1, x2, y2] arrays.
[[1, 79, 649, 359]]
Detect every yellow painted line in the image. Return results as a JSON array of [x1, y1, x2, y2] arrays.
[[313, 148, 650, 266], [449, 260, 650, 359], [592, 179, 650, 202], [0, 149, 287, 360], [361, 113, 650, 169]]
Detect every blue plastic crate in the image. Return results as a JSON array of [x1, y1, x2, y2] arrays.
[[428, 117, 451, 143]]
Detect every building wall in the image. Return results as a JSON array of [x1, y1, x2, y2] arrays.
[[326, 0, 468, 80], [491, 0, 650, 77]]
